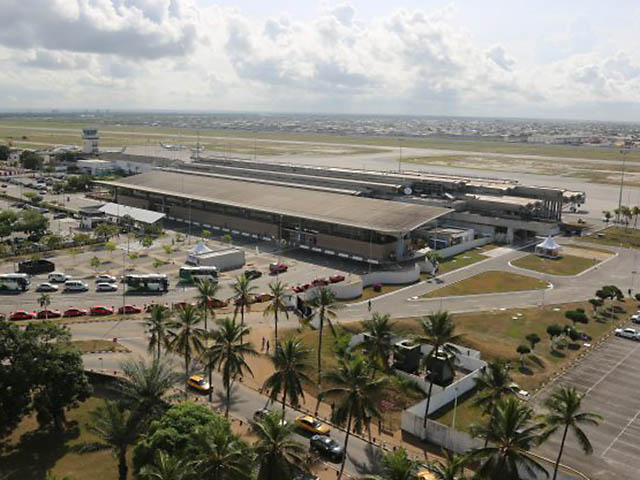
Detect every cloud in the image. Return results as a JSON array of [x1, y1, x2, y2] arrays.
[[0, 0, 199, 59], [486, 45, 515, 71]]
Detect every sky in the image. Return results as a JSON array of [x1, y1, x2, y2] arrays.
[[1, 0, 640, 121]]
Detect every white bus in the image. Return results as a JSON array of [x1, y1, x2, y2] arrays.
[[178, 266, 218, 283], [0, 273, 30, 292], [124, 274, 169, 293]]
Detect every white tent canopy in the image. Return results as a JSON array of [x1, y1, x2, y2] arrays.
[[186, 240, 213, 264], [536, 236, 561, 251]]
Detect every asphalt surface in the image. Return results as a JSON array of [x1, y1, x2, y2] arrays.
[[534, 325, 640, 480]]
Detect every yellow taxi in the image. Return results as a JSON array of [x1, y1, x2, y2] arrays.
[[186, 375, 211, 393], [294, 415, 330, 435]]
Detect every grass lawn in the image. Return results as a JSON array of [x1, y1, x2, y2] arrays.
[[339, 282, 416, 304], [0, 391, 120, 480], [582, 226, 640, 249], [72, 339, 130, 353], [511, 253, 599, 276], [422, 270, 548, 298]]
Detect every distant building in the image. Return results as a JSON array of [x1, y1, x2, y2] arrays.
[[77, 159, 114, 175], [82, 128, 100, 154]]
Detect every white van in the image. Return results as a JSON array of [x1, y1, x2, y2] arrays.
[[63, 280, 89, 292], [48, 272, 68, 283]]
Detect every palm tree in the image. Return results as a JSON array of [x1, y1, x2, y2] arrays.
[[541, 387, 603, 480], [263, 279, 289, 347], [115, 357, 180, 421], [308, 286, 341, 414], [262, 337, 312, 416], [415, 311, 462, 428], [143, 305, 174, 361], [83, 401, 142, 480], [203, 317, 257, 417], [139, 450, 194, 480], [473, 360, 518, 416], [253, 411, 306, 480], [431, 450, 467, 480], [469, 397, 546, 480], [364, 447, 419, 480], [322, 356, 385, 480], [231, 274, 257, 341], [362, 312, 395, 374], [192, 422, 254, 480], [38, 292, 51, 319], [194, 277, 220, 402], [168, 303, 206, 381], [633, 206, 640, 229]]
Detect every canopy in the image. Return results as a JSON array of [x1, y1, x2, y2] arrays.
[[189, 241, 212, 256], [536, 236, 561, 250]]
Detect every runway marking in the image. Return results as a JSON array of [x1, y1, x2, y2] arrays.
[[602, 407, 640, 457], [585, 343, 640, 396]]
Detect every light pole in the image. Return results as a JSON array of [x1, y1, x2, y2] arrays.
[[451, 386, 458, 430], [99, 357, 104, 371], [617, 147, 629, 224]]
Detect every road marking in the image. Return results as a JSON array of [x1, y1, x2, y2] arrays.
[[585, 342, 640, 396], [603, 411, 640, 458]]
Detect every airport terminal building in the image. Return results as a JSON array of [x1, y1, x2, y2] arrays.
[[98, 170, 452, 265]]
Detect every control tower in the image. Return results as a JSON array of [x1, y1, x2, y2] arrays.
[[82, 128, 99, 154]]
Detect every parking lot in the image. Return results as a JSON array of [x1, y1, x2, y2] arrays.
[[535, 328, 640, 480]]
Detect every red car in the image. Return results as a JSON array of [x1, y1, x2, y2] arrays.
[[63, 307, 88, 318], [118, 305, 141, 314], [172, 302, 194, 311], [36, 309, 62, 319], [330, 274, 345, 284], [90, 305, 114, 316], [206, 298, 228, 309], [292, 284, 304, 293], [10, 310, 35, 320], [312, 278, 329, 287], [253, 293, 274, 303], [269, 262, 288, 274]]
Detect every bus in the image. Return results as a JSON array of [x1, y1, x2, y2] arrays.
[[179, 266, 218, 283], [124, 274, 169, 293], [0, 273, 31, 292]]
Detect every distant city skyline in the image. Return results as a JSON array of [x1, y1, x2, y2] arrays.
[[1, 1, 640, 121]]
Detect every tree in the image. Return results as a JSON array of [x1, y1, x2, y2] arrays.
[[143, 305, 174, 361], [525, 333, 541, 351], [469, 397, 546, 480], [565, 310, 588, 326], [152, 258, 165, 271], [0, 145, 9, 161], [194, 277, 220, 401], [38, 292, 51, 318], [222, 234, 232, 244], [133, 402, 229, 474], [203, 317, 256, 417], [20, 150, 43, 170], [588, 298, 603, 314], [90, 255, 101, 272], [322, 356, 385, 479], [95, 222, 119, 241], [596, 285, 623, 319], [473, 359, 518, 418], [262, 337, 312, 416], [541, 387, 603, 480], [632, 206, 640, 229], [602, 210, 612, 223], [431, 450, 468, 480], [115, 358, 181, 422], [415, 311, 461, 428], [231, 274, 257, 341], [517, 345, 531, 368], [546, 324, 563, 350], [168, 303, 206, 381], [361, 312, 395, 374], [308, 287, 341, 414], [18, 210, 49, 235], [142, 236, 154, 249], [84, 401, 143, 480], [202, 229, 211, 239], [252, 411, 306, 480], [43, 234, 63, 250], [192, 421, 253, 480], [139, 450, 194, 480], [105, 240, 117, 257], [363, 447, 419, 480], [263, 279, 289, 348]]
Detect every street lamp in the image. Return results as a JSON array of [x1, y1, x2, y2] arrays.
[[99, 357, 104, 371]]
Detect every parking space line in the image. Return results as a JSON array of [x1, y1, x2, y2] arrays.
[[586, 343, 640, 396], [602, 408, 640, 458]]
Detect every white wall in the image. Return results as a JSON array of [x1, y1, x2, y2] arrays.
[[435, 236, 492, 259], [401, 412, 482, 453], [361, 264, 421, 286]]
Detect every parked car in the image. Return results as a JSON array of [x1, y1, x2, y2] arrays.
[[63, 307, 88, 317], [10, 310, 35, 320], [329, 274, 345, 283], [206, 298, 228, 308], [294, 415, 330, 435], [36, 282, 59, 292], [631, 314, 640, 324], [53, 212, 67, 220], [312, 278, 329, 287], [186, 375, 211, 393], [36, 309, 62, 319], [90, 305, 114, 316], [615, 328, 640, 340], [309, 435, 344, 462], [95, 274, 117, 283], [63, 280, 89, 292], [48, 272, 69, 283], [117, 305, 141, 314], [96, 282, 118, 292], [244, 269, 262, 280], [292, 284, 305, 293], [269, 262, 288, 274], [253, 293, 274, 303]]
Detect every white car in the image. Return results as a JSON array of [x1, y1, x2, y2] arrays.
[[95, 274, 117, 283], [96, 282, 118, 292], [631, 314, 640, 324], [63, 280, 89, 292], [615, 328, 640, 340], [48, 272, 68, 283], [36, 282, 59, 292]]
